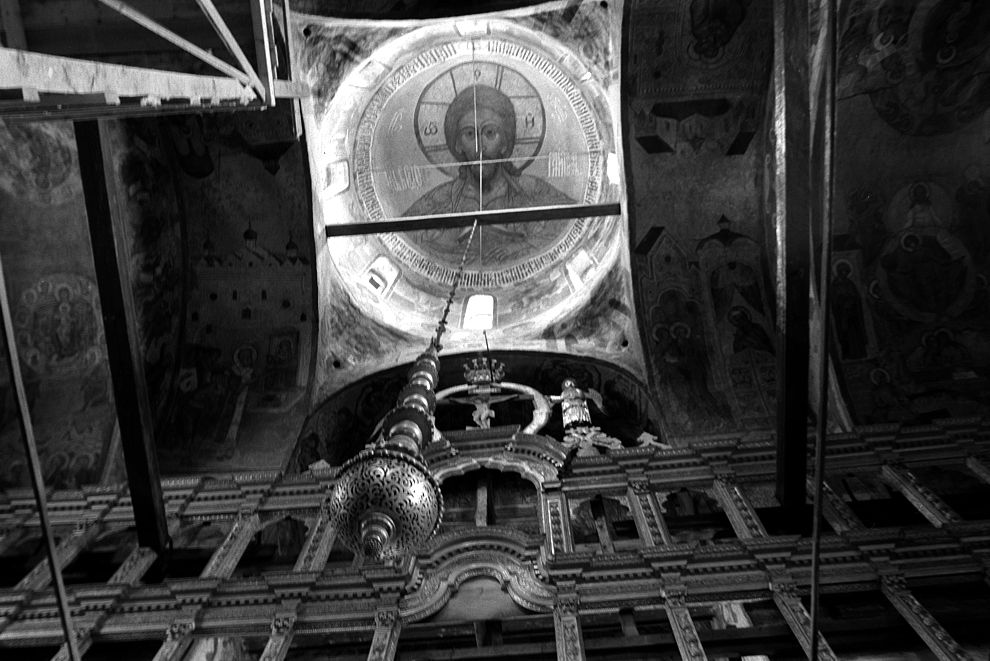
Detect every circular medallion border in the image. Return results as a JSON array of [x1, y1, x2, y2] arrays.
[[347, 23, 610, 289]]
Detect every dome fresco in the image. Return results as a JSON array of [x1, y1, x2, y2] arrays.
[[294, 5, 643, 402]]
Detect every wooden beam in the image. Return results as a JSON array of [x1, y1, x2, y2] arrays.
[[0, 48, 253, 102], [772, 0, 812, 511], [281, 0, 303, 136], [74, 120, 169, 553], [0, 0, 26, 48], [0, 85, 37, 104], [193, 0, 266, 98], [273, 79, 309, 98], [0, 100, 262, 122], [93, 0, 254, 88], [324, 203, 621, 238], [250, 0, 275, 104]]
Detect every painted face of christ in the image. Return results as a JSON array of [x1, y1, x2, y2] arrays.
[[402, 81, 575, 221], [445, 85, 517, 183]]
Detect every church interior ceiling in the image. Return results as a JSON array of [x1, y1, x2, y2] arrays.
[[627, 0, 776, 438], [0, 0, 987, 488], [828, 0, 990, 425], [293, 1, 645, 406]]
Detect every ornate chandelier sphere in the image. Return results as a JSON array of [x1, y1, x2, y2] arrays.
[[328, 446, 442, 561], [326, 222, 478, 563]]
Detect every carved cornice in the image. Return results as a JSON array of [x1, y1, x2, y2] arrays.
[[432, 452, 557, 487], [401, 548, 554, 621]]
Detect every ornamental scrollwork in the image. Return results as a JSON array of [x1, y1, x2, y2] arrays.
[[671, 608, 706, 661], [556, 593, 580, 615], [165, 619, 195, 641], [880, 573, 907, 592], [375, 609, 398, 628], [629, 478, 652, 494], [560, 619, 582, 660], [664, 586, 687, 608], [547, 499, 566, 553], [271, 612, 297, 636]]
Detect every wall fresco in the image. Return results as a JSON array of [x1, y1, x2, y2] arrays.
[[103, 119, 185, 433], [626, 0, 774, 439], [829, 3, 990, 426], [157, 106, 317, 475], [832, 117, 990, 424], [838, 0, 990, 136], [0, 122, 112, 489], [634, 216, 776, 437], [293, 0, 645, 406], [0, 118, 192, 489]]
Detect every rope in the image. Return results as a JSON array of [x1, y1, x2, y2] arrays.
[[433, 219, 479, 351]]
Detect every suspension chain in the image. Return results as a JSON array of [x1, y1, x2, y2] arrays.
[[433, 219, 479, 351]]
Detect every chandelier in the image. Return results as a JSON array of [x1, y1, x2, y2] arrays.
[[327, 221, 479, 561]]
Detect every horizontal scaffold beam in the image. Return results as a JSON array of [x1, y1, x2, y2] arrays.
[[1, 47, 251, 101], [324, 203, 623, 239], [0, 49, 308, 121]]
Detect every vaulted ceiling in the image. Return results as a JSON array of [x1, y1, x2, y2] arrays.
[[1, 0, 988, 490]]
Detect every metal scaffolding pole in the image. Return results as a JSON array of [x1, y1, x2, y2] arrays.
[[0, 250, 81, 660], [809, 0, 838, 657]]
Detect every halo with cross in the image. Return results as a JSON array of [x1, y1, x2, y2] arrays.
[[414, 61, 546, 178]]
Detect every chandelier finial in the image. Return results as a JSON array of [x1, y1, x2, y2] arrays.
[[328, 219, 480, 562]]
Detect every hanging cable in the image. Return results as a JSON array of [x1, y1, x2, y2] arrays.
[[433, 219, 479, 351], [809, 0, 838, 657]]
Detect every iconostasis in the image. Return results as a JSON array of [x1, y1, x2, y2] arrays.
[[291, 0, 645, 403]]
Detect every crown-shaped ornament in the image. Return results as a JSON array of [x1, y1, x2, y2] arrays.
[[463, 356, 506, 385]]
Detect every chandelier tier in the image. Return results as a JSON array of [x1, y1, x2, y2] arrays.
[[328, 221, 479, 561]]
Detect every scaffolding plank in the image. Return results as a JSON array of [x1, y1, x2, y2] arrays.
[[0, 85, 37, 103], [273, 79, 308, 98], [250, 0, 275, 104], [0, 47, 253, 102]]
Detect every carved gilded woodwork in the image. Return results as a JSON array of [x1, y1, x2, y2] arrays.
[[554, 591, 585, 661], [200, 510, 261, 578], [401, 545, 553, 621], [0, 426, 988, 654], [711, 475, 768, 539], [294, 505, 337, 572], [368, 607, 401, 661], [768, 572, 839, 661], [809, 475, 864, 533], [664, 585, 709, 661], [880, 573, 970, 661], [881, 463, 962, 527], [259, 609, 298, 661]]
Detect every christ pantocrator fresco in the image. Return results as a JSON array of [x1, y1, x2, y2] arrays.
[[404, 81, 575, 217], [353, 40, 610, 277], [303, 10, 642, 394]]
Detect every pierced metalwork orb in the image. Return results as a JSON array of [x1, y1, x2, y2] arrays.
[[328, 448, 443, 561]]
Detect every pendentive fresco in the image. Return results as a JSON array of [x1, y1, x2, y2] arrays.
[[293, 1, 646, 410], [829, 2, 990, 425], [627, 0, 775, 438]]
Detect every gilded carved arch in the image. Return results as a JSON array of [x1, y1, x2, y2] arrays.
[[431, 448, 558, 487], [400, 548, 554, 622]]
